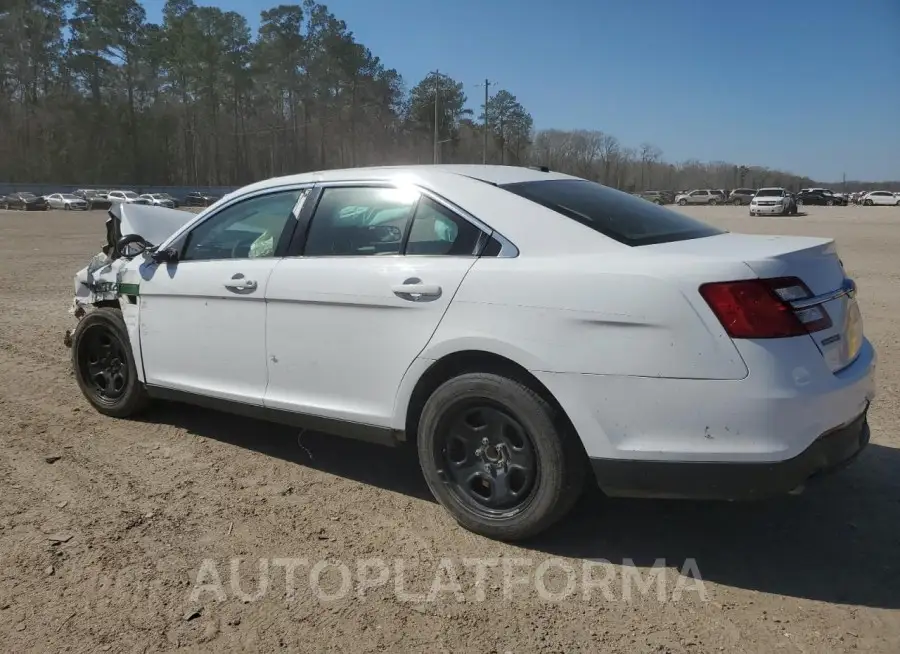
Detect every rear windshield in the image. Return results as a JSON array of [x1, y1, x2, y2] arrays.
[[499, 179, 723, 246]]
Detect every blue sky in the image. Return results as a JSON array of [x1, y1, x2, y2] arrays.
[[143, 0, 900, 181]]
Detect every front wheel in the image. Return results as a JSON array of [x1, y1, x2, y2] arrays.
[[826, 199, 834, 206], [72, 308, 149, 418], [417, 372, 586, 541], [864, 200, 873, 206], [732, 198, 742, 206], [678, 199, 687, 206]]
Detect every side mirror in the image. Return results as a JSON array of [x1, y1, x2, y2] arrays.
[[116, 233, 151, 259], [151, 247, 179, 264]]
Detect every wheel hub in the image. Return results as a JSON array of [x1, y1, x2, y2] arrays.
[[437, 405, 538, 515]]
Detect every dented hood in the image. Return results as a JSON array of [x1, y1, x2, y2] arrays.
[[107, 202, 194, 252]]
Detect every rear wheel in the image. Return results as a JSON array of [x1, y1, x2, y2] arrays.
[[733, 198, 742, 206], [72, 308, 149, 418], [417, 372, 586, 541], [709, 198, 718, 206]]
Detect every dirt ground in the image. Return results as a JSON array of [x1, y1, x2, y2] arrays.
[[1, 205, 898, 653]]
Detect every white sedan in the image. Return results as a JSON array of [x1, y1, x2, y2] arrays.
[[861, 191, 900, 206], [46, 193, 89, 211], [66, 165, 876, 540]]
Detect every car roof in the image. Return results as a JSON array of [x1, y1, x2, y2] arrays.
[[235, 164, 578, 196]]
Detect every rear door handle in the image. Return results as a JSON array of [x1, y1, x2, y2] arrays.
[[392, 278, 442, 302], [224, 273, 257, 293]]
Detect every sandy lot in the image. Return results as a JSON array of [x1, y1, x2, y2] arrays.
[[1, 205, 898, 653]]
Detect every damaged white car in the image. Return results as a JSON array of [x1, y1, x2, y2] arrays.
[[67, 166, 875, 542]]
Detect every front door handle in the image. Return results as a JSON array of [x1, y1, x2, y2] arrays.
[[224, 273, 257, 294], [392, 278, 442, 302]]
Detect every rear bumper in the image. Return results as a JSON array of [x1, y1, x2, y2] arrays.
[[590, 407, 870, 499]]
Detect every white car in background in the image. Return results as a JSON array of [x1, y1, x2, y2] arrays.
[[66, 165, 876, 541], [107, 190, 149, 205], [861, 191, 900, 206], [45, 193, 89, 211], [750, 187, 797, 216]]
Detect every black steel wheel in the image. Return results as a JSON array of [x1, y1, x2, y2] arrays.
[[72, 308, 149, 417], [418, 372, 587, 541], [437, 403, 539, 516]]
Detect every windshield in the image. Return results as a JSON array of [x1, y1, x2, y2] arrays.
[[123, 191, 138, 198], [500, 179, 723, 246], [61, 194, 77, 200], [755, 189, 784, 197], [20, 192, 36, 198]]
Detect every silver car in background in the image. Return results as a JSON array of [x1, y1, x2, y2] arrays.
[[46, 193, 89, 211], [675, 189, 726, 205], [139, 193, 177, 208]]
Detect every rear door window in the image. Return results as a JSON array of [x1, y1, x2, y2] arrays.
[[500, 179, 723, 246]]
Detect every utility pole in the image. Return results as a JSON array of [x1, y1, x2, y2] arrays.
[[475, 79, 495, 164], [431, 70, 441, 164]]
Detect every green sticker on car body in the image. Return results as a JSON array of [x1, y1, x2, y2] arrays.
[[118, 283, 140, 296]]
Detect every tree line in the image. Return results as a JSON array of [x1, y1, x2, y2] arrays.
[[1, 1, 892, 191]]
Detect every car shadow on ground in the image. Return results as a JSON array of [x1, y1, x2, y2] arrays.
[[145, 402, 899, 610]]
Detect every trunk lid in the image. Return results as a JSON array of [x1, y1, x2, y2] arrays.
[[646, 232, 864, 372]]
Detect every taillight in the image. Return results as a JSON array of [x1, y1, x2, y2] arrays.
[[699, 276, 832, 339]]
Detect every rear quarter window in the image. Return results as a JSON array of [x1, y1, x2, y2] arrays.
[[500, 179, 723, 246]]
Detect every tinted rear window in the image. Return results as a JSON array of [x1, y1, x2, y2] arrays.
[[500, 179, 723, 246]]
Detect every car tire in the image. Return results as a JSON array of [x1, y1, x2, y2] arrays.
[[864, 200, 873, 206], [732, 199, 742, 206], [417, 372, 587, 541], [826, 199, 834, 206], [71, 307, 149, 418], [678, 199, 687, 206], [709, 198, 718, 206]]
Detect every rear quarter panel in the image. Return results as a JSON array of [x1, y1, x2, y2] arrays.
[[419, 253, 753, 380]]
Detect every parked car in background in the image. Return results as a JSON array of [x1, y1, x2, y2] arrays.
[[75, 190, 112, 210], [797, 190, 838, 207], [74, 189, 109, 200], [5, 192, 49, 211], [46, 193, 89, 211], [728, 188, 757, 205], [107, 190, 150, 205], [800, 188, 846, 205], [183, 191, 219, 207], [638, 190, 674, 204], [861, 191, 900, 206], [0, 194, 7, 209], [675, 189, 724, 205], [139, 193, 177, 208], [750, 188, 797, 216]]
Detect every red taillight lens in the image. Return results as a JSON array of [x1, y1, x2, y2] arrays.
[[700, 277, 832, 339]]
